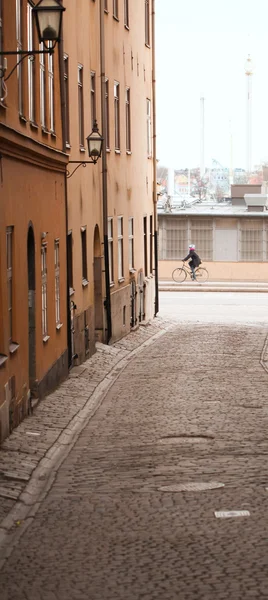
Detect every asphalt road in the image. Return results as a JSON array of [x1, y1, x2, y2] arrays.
[[159, 291, 268, 325]]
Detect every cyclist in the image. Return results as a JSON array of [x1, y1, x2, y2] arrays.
[[182, 244, 202, 281]]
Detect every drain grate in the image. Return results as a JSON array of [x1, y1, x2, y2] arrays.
[[158, 482, 225, 492], [215, 510, 250, 518]]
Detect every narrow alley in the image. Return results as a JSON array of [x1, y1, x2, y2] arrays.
[[0, 294, 268, 599]]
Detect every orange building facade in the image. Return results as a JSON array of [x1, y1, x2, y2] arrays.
[[0, 0, 68, 442], [63, 0, 157, 363]]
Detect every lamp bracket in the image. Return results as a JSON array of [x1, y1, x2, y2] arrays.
[[0, 49, 54, 81], [66, 161, 98, 179]]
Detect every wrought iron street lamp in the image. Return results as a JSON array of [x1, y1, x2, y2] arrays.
[[0, 0, 65, 80], [33, 0, 65, 49], [86, 120, 104, 164], [67, 120, 104, 178]]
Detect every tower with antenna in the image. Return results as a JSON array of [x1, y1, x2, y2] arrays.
[[245, 54, 253, 175], [200, 97, 205, 177]]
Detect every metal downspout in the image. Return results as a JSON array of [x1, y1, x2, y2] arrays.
[[100, 0, 112, 343], [152, 0, 159, 316]]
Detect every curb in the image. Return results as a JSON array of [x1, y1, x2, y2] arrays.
[[0, 320, 177, 569], [159, 286, 268, 293]]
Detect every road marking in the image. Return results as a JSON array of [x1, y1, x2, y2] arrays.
[[159, 482, 225, 492]]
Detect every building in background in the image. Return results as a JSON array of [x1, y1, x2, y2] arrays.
[[0, 0, 68, 442], [158, 183, 268, 282]]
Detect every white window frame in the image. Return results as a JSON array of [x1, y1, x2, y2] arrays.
[[146, 98, 152, 157], [54, 240, 60, 326], [108, 218, 114, 284], [118, 216, 124, 280], [145, 0, 150, 46], [40, 43, 46, 128], [113, 0, 119, 19], [91, 71, 96, 128], [128, 217, 134, 270], [114, 81, 120, 151], [124, 0, 129, 28], [48, 41, 54, 132], [41, 246, 48, 339], [126, 87, 131, 152], [105, 78, 110, 149], [64, 54, 70, 145], [16, 0, 24, 115], [27, 2, 35, 122], [78, 65, 84, 147]]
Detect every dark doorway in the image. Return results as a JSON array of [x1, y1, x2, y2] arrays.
[[27, 226, 36, 393]]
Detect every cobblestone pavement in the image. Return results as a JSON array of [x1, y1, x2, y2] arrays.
[[1, 319, 268, 599]]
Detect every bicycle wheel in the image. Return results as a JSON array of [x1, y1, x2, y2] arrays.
[[172, 267, 186, 283], [195, 267, 208, 283]]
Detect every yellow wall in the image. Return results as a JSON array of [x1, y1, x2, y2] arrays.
[[159, 260, 268, 282]]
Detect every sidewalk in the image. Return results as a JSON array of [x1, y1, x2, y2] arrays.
[[159, 280, 268, 293], [0, 317, 176, 533]]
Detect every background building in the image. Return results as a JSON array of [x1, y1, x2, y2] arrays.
[[158, 183, 268, 281]]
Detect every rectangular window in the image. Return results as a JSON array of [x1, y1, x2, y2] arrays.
[[113, 0, 119, 19], [190, 218, 213, 261], [40, 44, 46, 128], [64, 55, 70, 145], [81, 228, 88, 283], [150, 214, 153, 274], [48, 42, 54, 131], [104, 0, 108, 11], [128, 217, 134, 270], [54, 240, 60, 326], [108, 218, 114, 284], [91, 72, 96, 128], [27, 2, 35, 122], [146, 98, 152, 157], [67, 232, 73, 292], [240, 219, 263, 261], [124, 0, 129, 27], [145, 0, 150, 46], [118, 217, 124, 280], [114, 81, 120, 150], [126, 87, 131, 152], [105, 78, 110, 149], [160, 216, 188, 260], [41, 246, 48, 338], [143, 216, 148, 276], [16, 0, 24, 115], [6, 227, 13, 344], [78, 65, 84, 147]]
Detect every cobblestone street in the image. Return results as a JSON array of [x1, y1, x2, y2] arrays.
[[1, 310, 268, 599]]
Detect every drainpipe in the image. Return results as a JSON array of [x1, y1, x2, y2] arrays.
[[100, 0, 112, 343], [152, 0, 159, 316], [58, 27, 72, 367]]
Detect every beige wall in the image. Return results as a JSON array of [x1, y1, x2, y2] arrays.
[[159, 260, 268, 282]]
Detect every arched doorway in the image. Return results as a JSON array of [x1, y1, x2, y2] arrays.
[[93, 225, 103, 342], [27, 226, 36, 394]]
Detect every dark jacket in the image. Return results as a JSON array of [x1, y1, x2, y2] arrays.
[[183, 249, 201, 268]]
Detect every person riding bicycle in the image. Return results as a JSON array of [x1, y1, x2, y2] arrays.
[[182, 245, 202, 281]]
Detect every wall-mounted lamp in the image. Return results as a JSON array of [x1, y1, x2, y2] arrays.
[[0, 0, 65, 80], [67, 120, 104, 179]]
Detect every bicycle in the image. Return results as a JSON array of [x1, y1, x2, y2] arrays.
[[172, 262, 209, 283]]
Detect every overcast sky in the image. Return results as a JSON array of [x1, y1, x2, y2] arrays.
[[155, 0, 268, 171]]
